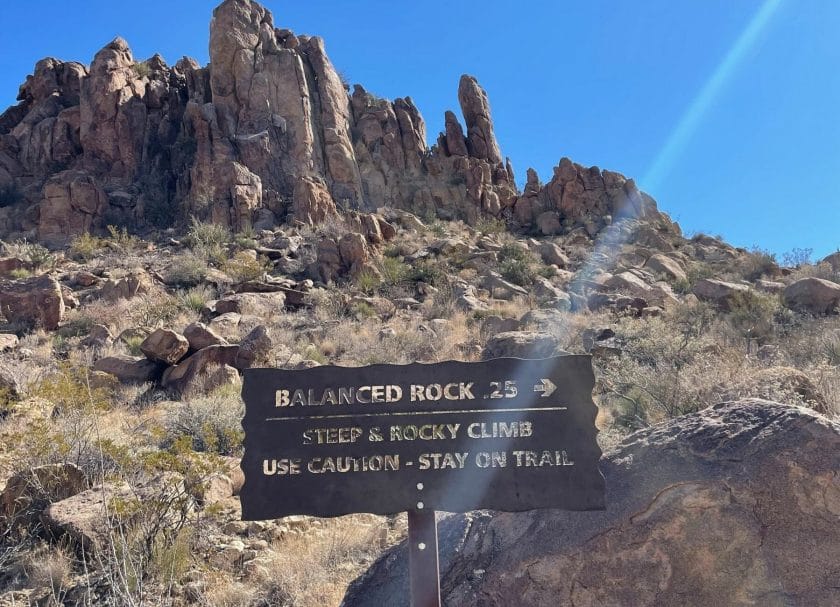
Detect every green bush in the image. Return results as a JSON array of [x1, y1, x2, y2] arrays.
[[70, 232, 105, 261], [4, 239, 56, 270], [735, 247, 778, 281], [498, 243, 538, 286], [164, 252, 209, 287], [379, 256, 410, 286], [162, 385, 244, 456], [354, 269, 382, 295], [726, 290, 779, 347], [185, 218, 230, 264], [221, 251, 269, 283]]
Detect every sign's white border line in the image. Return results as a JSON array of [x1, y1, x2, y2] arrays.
[[264, 406, 568, 421]]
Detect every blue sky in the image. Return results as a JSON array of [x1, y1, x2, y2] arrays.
[[1, 0, 837, 260]]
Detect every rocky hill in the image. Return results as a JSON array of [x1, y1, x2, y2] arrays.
[[0, 0, 837, 605], [0, 0, 663, 249]]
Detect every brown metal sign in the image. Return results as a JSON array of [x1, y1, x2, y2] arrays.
[[240, 355, 604, 520]]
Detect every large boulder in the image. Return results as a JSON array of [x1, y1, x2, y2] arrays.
[[692, 278, 751, 310], [644, 253, 687, 282], [344, 400, 840, 607], [0, 275, 65, 330], [782, 277, 840, 315]]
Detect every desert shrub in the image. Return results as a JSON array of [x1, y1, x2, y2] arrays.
[[8, 268, 31, 279], [3, 239, 56, 270], [56, 314, 96, 339], [725, 290, 780, 349], [350, 300, 378, 319], [822, 334, 840, 366], [597, 308, 745, 427], [500, 257, 536, 286], [407, 259, 445, 286], [733, 247, 778, 281], [178, 285, 215, 313], [476, 217, 507, 235], [132, 61, 152, 78], [129, 293, 184, 328], [313, 214, 351, 240], [70, 232, 105, 261], [105, 224, 143, 253], [186, 218, 230, 264], [354, 269, 382, 294], [221, 251, 268, 283], [782, 247, 813, 268], [256, 519, 383, 607], [8, 364, 117, 476], [787, 261, 839, 283], [301, 343, 328, 364], [428, 221, 447, 237], [164, 252, 209, 287], [123, 334, 145, 356], [147, 527, 194, 588], [0, 182, 23, 207], [161, 385, 245, 456], [379, 256, 410, 286], [21, 545, 73, 596], [497, 244, 538, 286]]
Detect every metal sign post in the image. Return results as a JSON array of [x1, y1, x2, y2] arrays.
[[240, 355, 605, 604], [408, 509, 441, 607]]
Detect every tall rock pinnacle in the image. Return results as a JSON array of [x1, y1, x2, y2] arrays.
[[457, 75, 502, 165]]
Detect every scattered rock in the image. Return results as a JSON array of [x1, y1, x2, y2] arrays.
[[537, 242, 569, 268], [0, 258, 29, 277], [99, 270, 153, 301], [183, 322, 228, 351], [0, 275, 65, 330], [481, 331, 566, 360], [235, 325, 272, 369], [161, 345, 240, 395], [140, 328, 189, 365], [481, 315, 520, 337], [93, 355, 162, 384]]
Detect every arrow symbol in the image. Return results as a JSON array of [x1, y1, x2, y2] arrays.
[[533, 378, 556, 398]]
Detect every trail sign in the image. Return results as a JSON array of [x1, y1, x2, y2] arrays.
[[240, 355, 604, 520]]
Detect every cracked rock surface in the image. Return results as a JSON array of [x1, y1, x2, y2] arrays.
[[342, 399, 840, 607]]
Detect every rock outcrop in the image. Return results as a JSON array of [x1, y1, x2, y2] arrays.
[[0, 0, 673, 247], [344, 400, 840, 607]]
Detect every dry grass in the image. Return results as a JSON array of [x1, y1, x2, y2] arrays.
[[250, 515, 403, 607]]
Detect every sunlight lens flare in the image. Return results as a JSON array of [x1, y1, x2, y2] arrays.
[[642, 0, 784, 192]]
